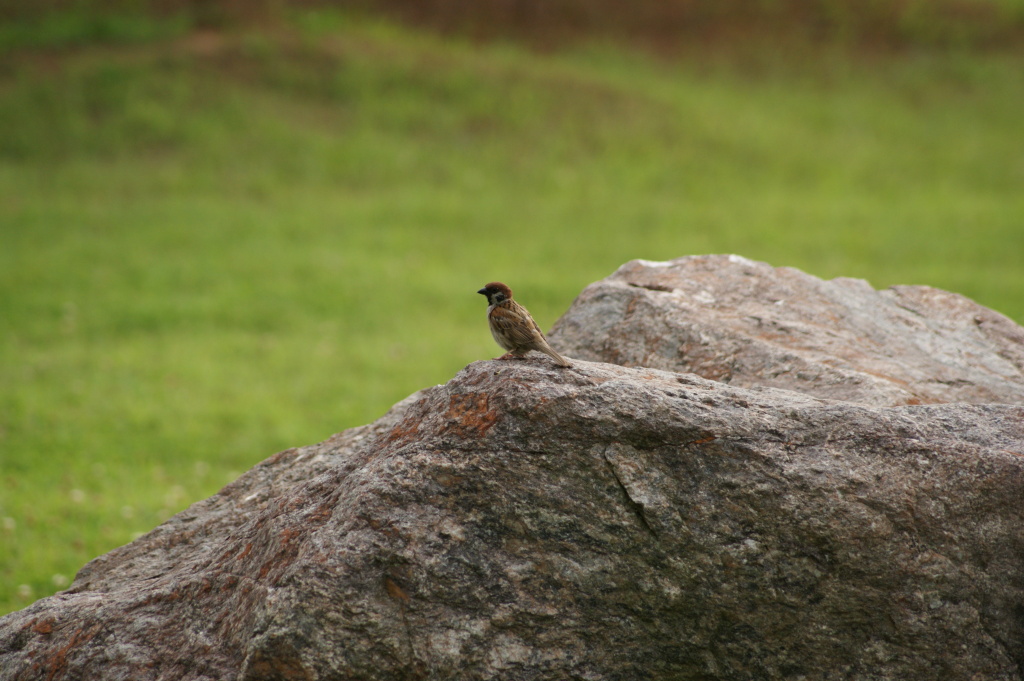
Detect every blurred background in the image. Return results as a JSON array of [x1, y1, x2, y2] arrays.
[[1, 0, 1022, 614]]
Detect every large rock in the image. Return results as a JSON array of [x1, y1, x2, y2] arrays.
[[549, 255, 1024, 406], [3, 256, 1024, 680], [2, 359, 1023, 680]]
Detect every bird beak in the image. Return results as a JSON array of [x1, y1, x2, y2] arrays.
[[477, 288, 488, 295]]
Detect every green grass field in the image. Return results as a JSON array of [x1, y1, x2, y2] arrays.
[[2, 7, 1023, 615]]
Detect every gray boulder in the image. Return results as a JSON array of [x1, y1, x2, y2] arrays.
[[2, 257, 1023, 680], [549, 255, 1024, 406]]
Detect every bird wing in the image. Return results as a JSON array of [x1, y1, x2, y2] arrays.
[[490, 301, 545, 347]]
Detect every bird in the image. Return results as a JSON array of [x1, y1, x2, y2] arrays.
[[477, 282, 571, 368]]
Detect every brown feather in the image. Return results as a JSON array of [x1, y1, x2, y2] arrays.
[[489, 301, 545, 348], [480, 282, 572, 367]]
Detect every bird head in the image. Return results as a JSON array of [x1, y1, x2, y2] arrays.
[[477, 282, 513, 306]]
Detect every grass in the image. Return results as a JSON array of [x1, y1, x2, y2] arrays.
[[0, 2, 191, 52], [1, 7, 1023, 615]]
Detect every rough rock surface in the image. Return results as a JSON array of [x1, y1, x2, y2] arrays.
[[2, 358, 1023, 680], [549, 255, 1024, 406]]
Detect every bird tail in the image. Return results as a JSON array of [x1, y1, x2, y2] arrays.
[[543, 345, 572, 368]]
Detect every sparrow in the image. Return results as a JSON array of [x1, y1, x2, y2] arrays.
[[478, 282, 571, 367]]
